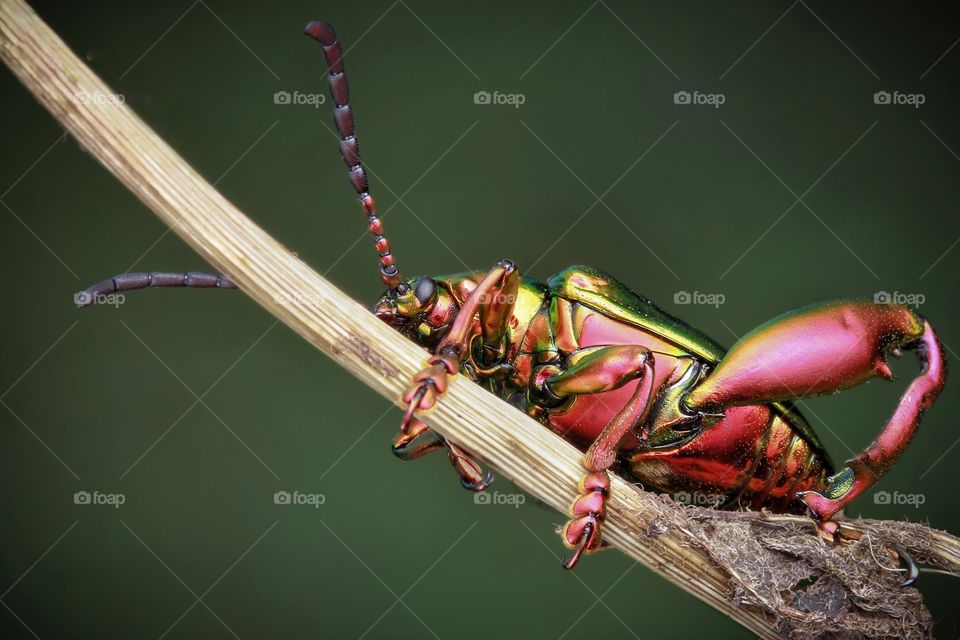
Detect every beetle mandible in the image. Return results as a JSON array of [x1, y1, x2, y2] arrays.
[[77, 21, 947, 573]]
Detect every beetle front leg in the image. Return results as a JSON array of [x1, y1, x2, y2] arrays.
[[683, 301, 947, 536], [398, 260, 519, 491], [536, 346, 655, 568]]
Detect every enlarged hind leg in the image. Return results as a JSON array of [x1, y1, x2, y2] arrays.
[[684, 301, 947, 530]]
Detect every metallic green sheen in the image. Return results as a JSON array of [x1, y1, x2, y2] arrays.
[[546, 265, 832, 468]]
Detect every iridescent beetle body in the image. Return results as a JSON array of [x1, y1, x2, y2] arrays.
[[380, 259, 942, 570], [396, 267, 831, 513], [77, 21, 946, 575]]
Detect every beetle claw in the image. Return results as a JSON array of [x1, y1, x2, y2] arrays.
[[893, 543, 919, 587], [400, 386, 427, 434], [807, 519, 920, 587], [460, 471, 494, 492], [561, 522, 594, 570]]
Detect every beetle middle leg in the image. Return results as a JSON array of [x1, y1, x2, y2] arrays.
[[397, 260, 520, 491], [391, 417, 492, 489], [534, 345, 656, 568]]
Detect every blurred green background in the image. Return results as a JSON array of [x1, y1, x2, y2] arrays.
[[2, 1, 959, 637]]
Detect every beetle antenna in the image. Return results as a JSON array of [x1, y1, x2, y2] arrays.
[[304, 21, 401, 290]]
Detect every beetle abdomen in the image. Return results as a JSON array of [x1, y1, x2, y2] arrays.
[[624, 405, 830, 512]]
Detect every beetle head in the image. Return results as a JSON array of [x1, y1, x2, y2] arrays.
[[373, 276, 457, 346]]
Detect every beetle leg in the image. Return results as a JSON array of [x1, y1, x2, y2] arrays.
[[392, 417, 443, 458], [425, 259, 519, 366], [446, 442, 494, 491], [392, 418, 493, 490], [400, 356, 455, 432], [798, 321, 944, 532], [543, 344, 652, 393], [400, 260, 519, 423], [546, 347, 655, 569], [477, 261, 520, 364], [684, 301, 947, 533], [396, 260, 519, 490]]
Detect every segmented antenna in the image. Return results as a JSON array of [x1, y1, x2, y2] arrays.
[[75, 272, 236, 308], [304, 21, 401, 290]]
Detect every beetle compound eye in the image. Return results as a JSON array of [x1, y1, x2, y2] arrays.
[[415, 277, 436, 305]]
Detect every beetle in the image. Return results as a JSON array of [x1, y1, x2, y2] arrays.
[[77, 21, 946, 573]]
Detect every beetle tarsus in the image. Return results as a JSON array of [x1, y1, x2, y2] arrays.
[[561, 522, 594, 570], [446, 441, 493, 491], [392, 418, 445, 460], [398, 376, 495, 493], [808, 519, 922, 586], [459, 470, 494, 492]]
